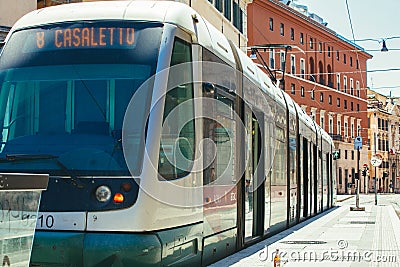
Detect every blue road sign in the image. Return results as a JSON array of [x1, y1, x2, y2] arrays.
[[354, 136, 362, 150]]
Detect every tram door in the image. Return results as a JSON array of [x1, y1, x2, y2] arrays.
[[302, 137, 309, 218], [244, 109, 264, 241]]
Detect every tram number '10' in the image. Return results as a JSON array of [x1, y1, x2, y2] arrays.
[[37, 214, 55, 228]]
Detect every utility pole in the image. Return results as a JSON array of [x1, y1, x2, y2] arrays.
[[374, 132, 378, 205]]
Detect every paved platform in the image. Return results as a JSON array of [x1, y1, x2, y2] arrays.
[[210, 194, 400, 266]]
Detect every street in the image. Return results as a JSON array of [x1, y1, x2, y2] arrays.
[[211, 194, 400, 266]]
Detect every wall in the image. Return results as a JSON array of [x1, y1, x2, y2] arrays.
[[0, 0, 36, 27]]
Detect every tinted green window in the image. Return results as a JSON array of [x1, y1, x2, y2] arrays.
[[158, 38, 195, 180]]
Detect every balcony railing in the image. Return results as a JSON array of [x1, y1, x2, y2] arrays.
[[329, 134, 343, 141]]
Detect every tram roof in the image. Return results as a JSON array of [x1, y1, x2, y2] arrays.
[[9, 1, 236, 65], [13, 1, 195, 31]]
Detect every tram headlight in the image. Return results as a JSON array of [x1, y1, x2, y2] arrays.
[[95, 185, 112, 202]]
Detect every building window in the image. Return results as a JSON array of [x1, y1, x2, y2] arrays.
[[320, 92, 324, 102], [337, 121, 341, 135], [300, 58, 305, 79], [345, 150, 348, 159], [215, 0, 223, 12], [320, 117, 324, 129], [233, 2, 243, 32], [301, 86, 305, 97], [310, 37, 313, 49], [238, 9, 244, 33], [356, 81, 360, 97], [351, 122, 354, 138], [336, 73, 340, 90], [329, 117, 333, 133], [311, 90, 315, 100], [350, 101, 354, 111], [356, 59, 359, 69], [290, 28, 294, 40], [343, 76, 347, 93], [291, 83, 295, 94], [224, 0, 231, 21], [319, 42, 322, 53], [351, 150, 354, 160], [357, 103, 360, 111], [328, 95, 332, 104], [269, 17, 273, 31], [336, 50, 339, 61], [269, 48, 275, 69], [328, 46, 331, 57], [291, 55, 295, 74], [280, 51, 285, 70], [344, 99, 347, 109], [300, 33, 304, 44], [337, 98, 340, 107], [344, 122, 348, 138], [350, 56, 353, 67], [280, 23, 284, 36], [350, 78, 354, 95], [344, 54, 347, 64]]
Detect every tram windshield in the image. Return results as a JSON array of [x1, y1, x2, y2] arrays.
[[0, 22, 162, 176]]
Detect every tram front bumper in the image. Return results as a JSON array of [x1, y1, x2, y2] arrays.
[[30, 231, 162, 266]]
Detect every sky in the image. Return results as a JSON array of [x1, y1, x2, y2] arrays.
[[296, 0, 400, 97]]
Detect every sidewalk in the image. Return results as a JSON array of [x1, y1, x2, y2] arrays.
[[210, 194, 400, 266]]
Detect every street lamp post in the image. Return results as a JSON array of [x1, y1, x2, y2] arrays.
[[374, 132, 378, 205], [351, 137, 364, 211]]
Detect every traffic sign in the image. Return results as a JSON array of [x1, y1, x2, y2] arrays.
[[371, 154, 383, 167], [363, 163, 368, 169], [354, 136, 362, 150]]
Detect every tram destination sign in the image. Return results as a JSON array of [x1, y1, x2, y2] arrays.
[[36, 27, 134, 49], [24, 23, 138, 52]]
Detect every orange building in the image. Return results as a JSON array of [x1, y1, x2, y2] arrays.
[[248, 0, 372, 194]]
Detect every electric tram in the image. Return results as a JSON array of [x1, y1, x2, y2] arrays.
[[0, 1, 336, 266]]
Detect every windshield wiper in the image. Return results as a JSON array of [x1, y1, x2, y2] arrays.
[[2, 154, 58, 161], [0, 153, 84, 188]]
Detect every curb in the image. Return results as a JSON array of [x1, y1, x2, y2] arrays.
[[336, 195, 354, 202]]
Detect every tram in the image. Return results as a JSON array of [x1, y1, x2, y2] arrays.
[[0, 1, 336, 266]]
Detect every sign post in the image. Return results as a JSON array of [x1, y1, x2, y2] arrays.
[[351, 136, 365, 211], [0, 173, 48, 266], [371, 153, 383, 205]]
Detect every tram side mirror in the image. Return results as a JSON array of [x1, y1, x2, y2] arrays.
[[333, 150, 340, 160]]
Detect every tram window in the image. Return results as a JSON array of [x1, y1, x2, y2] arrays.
[[74, 80, 108, 133], [203, 90, 235, 185], [39, 81, 67, 134], [158, 38, 195, 180]]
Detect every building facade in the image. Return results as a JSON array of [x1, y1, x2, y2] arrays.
[[247, 0, 372, 194], [0, 0, 36, 42], [367, 90, 400, 193]]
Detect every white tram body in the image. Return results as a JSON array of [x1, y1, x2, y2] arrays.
[[0, 1, 336, 266]]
